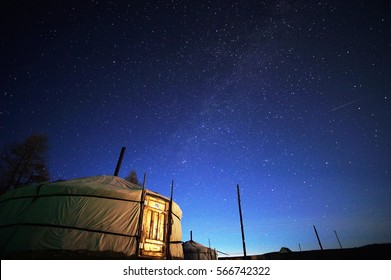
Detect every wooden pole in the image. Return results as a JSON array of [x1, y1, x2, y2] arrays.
[[190, 230, 193, 241], [142, 173, 146, 189], [136, 173, 147, 257], [236, 184, 247, 259], [113, 147, 126, 176], [208, 238, 212, 259], [299, 243, 302, 252], [313, 225, 323, 250], [166, 180, 174, 259], [334, 230, 343, 249]]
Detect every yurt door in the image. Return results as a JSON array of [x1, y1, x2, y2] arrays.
[[139, 195, 168, 258]]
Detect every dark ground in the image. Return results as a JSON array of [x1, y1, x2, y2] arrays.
[[2, 243, 391, 260]]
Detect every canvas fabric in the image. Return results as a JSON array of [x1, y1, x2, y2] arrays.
[[183, 240, 218, 260], [0, 176, 183, 258]]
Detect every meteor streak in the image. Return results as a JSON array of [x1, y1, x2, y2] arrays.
[[330, 99, 361, 112]]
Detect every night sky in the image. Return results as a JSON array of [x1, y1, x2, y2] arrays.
[[1, 1, 390, 256]]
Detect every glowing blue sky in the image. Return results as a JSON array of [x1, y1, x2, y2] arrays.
[[1, 1, 390, 255]]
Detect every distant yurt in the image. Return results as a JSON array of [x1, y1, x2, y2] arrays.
[[0, 175, 183, 259], [183, 239, 218, 260]]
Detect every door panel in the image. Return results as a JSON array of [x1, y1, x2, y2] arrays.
[[139, 195, 168, 258]]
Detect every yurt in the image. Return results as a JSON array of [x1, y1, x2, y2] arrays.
[[0, 175, 183, 259], [183, 239, 218, 260]]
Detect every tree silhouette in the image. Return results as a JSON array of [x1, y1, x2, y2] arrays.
[[124, 170, 139, 185], [0, 134, 50, 193]]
